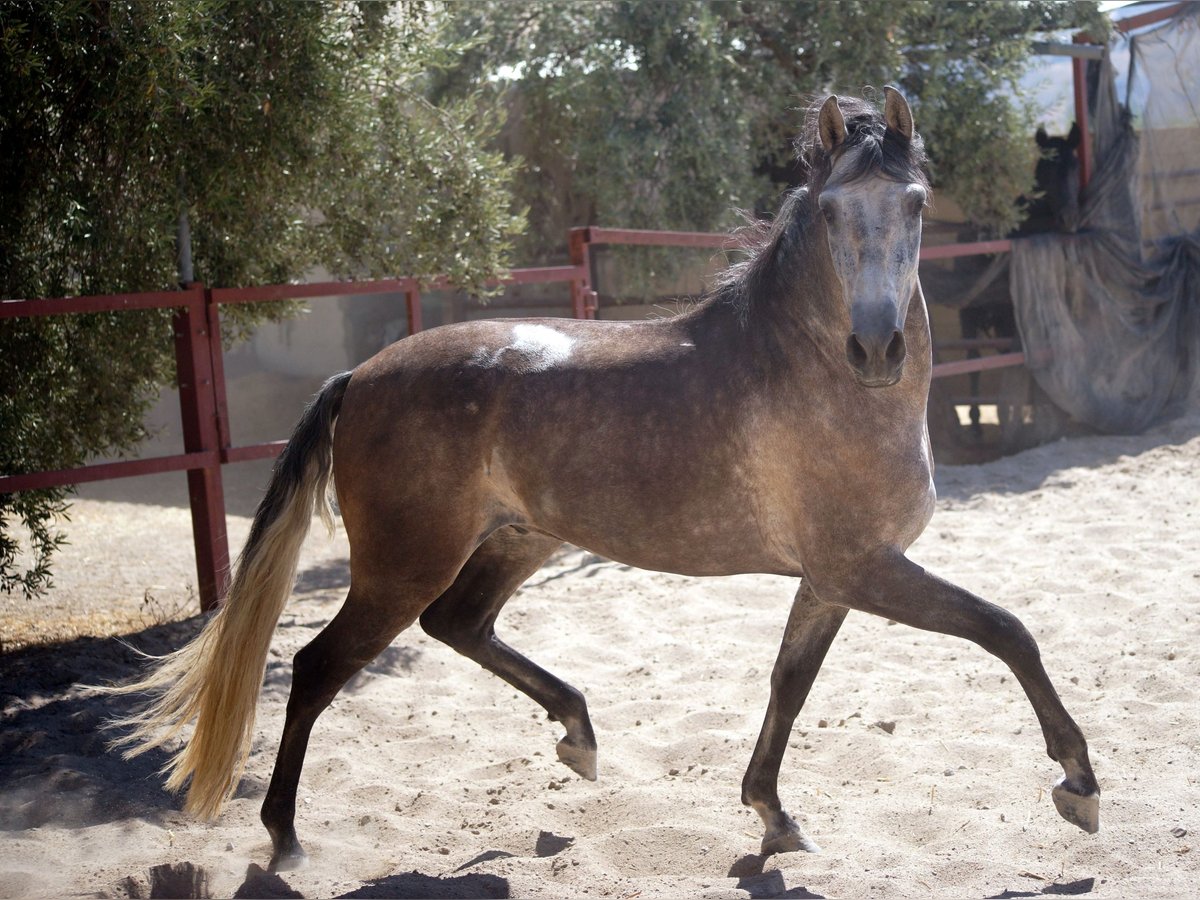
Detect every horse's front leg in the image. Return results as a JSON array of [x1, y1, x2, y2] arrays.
[[825, 549, 1100, 834], [742, 580, 848, 855]]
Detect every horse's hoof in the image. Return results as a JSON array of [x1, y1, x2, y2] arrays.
[[1052, 776, 1100, 834], [556, 736, 598, 781], [268, 840, 310, 873], [760, 815, 821, 855]]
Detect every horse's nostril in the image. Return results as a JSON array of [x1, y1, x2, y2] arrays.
[[846, 334, 869, 368], [885, 330, 906, 364]]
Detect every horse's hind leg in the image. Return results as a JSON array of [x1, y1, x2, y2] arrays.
[[418, 528, 599, 780], [829, 550, 1100, 834], [742, 580, 848, 855], [261, 576, 450, 870]]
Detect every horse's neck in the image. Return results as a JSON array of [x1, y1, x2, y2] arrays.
[[724, 216, 851, 372], [904, 282, 933, 361]]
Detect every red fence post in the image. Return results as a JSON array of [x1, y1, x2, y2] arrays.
[[405, 286, 423, 334], [1072, 50, 1093, 191], [173, 284, 231, 611], [568, 228, 598, 319], [204, 288, 233, 454]]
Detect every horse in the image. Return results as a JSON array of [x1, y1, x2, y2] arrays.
[[957, 123, 1084, 437], [106, 88, 1100, 871], [1024, 123, 1082, 236]]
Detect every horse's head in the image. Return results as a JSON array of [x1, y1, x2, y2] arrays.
[[1027, 124, 1081, 233], [811, 88, 928, 388]]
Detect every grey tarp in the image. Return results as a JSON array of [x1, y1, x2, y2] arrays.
[[1011, 7, 1200, 433]]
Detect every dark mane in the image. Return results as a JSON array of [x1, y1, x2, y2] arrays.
[[712, 91, 930, 318]]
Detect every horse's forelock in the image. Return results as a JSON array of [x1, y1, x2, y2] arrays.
[[797, 93, 930, 197]]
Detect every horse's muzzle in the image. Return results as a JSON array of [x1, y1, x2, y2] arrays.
[[846, 328, 906, 387]]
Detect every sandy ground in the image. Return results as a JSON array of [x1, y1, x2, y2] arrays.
[[1, 412, 1198, 899]]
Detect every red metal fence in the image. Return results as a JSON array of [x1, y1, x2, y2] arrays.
[[1, 228, 1017, 612]]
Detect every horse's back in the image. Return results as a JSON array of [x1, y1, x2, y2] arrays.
[[329, 315, 794, 574]]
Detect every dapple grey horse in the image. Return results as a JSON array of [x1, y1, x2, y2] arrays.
[[109, 88, 1099, 870]]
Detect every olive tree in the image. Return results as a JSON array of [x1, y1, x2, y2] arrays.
[[0, 1, 523, 595], [433, 0, 1109, 262]]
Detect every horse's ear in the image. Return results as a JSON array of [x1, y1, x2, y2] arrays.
[[1036, 126, 1050, 147], [883, 86, 914, 141], [819, 95, 846, 153], [1066, 122, 1082, 149]]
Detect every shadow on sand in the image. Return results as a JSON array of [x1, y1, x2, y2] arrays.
[[987, 876, 1096, 898], [727, 853, 827, 899], [0, 617, 208, 830], [934, 412, 1200, 501], [335, 870, 510, 899], [0, 591, 429, 834]]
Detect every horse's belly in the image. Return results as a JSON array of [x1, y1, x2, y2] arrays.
[[504, 457, 800, 577], [540, 513, 798, 578]]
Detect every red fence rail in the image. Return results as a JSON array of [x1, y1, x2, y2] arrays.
[[1, 228, 1018, 611]]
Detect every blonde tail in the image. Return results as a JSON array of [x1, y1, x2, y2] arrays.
[[102, 371, 352, 820]]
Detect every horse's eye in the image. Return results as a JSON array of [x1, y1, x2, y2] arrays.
[[906, 187, 927, 217], [821, 206, 834, 224]]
